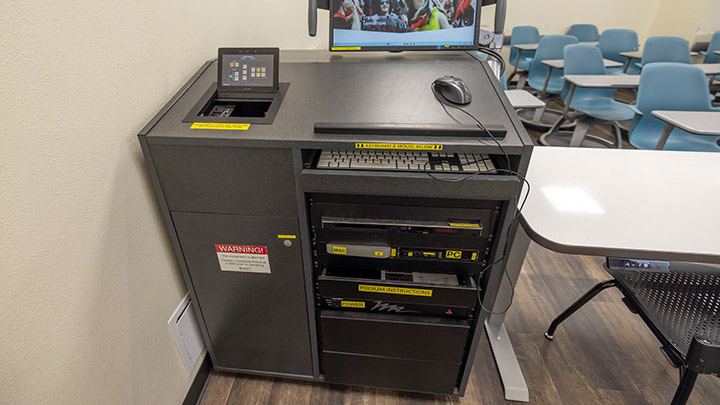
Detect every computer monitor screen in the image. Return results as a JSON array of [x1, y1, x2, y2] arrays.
[[330, 0, 480, 51]]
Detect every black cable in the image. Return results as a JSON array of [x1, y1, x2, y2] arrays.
[[476, 46, 506, 77], [428, 88, 532, 316]]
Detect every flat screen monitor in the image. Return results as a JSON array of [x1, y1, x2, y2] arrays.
[[330, 0, 481, 51], [217, 48, 279, 96]]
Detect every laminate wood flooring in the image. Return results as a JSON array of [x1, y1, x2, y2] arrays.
[[198, 242, 720, 404]]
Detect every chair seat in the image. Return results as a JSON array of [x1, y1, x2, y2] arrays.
[[629, 118, 720, 151], [571, 98, 635, 121], [609, 265, 720, 356], [517, 58, 533, 71]]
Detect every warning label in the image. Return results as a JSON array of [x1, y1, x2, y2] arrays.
[[215, 244, 270, 274]]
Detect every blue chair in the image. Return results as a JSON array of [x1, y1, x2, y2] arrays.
[[568, 24, 600, 43], [598, 29, 640, 75], [527, 35, 579, 95], [517, 35, 579, 129], [540, 45, 634, 148], [638, 37, 692, 70], [508, 26, 540, 86], [628, 63, 720, 151], [703, 30, 720, 64]]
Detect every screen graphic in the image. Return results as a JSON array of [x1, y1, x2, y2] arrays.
[[221, 54, 275, 87], [331, 0, 478, 50]]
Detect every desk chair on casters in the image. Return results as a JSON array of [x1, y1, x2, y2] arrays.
[[627, 63, 720, 151], [544, 261, 720, 405], [540, 44, 632, 148], [517, 35, 579, 130], [508, 26, 540, 88], [599, 29, 640, 75], [568, 24, 600, 43]]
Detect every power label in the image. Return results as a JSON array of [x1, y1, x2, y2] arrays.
[[355, 143, 443, 151], [358, 284, 433, 297], [341, 301, 366, 308], [215, 244, 270, 273], [191, 123, 251, 130]]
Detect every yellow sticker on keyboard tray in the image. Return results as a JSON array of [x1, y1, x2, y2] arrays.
[[355, 143, 443, 151]]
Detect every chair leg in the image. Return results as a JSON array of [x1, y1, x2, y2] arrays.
[[670, 367, 698, 405], [545, 280, 617, 340], [612, 122, 623, 149]]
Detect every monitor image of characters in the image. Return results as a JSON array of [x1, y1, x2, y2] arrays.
[[333, 0, 474, 32]]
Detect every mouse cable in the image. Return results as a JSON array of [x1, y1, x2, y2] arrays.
[[476, 46, 506, 77]]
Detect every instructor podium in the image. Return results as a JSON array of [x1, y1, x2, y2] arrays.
[[139, 50, 532, 395]]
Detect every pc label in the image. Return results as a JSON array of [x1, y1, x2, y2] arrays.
[[215, 244, 270, 274]]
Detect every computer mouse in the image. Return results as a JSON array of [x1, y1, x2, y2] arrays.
[[432, 75, 472, 105]]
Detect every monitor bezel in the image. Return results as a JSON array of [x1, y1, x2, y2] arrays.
[[217, 48, 280, 95], [328, 1, 481, 52]]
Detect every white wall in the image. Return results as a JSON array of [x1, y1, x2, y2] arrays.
[[0, 1, 713, 404], [0, 1, 324, 404], [695, 0, 720, 41]]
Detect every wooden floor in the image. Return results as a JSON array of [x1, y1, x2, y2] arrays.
[[198, 92, 720, 404], [198, 242, 720, 404]]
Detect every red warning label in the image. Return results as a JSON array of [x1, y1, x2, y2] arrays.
[[215, 244, 270, 273]]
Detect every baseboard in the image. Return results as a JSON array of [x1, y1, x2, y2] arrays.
[[183, 354, 213, 405]]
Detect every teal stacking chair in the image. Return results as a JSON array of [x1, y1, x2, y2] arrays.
[[628, 63, 720, 151], [702, 30, 720, 64], [568, 24, 599, 43], [541, 44, 634, 147], [517, 35, 579, 129], [508, 26, 540, 87], [598, 29, 640, 75], [637, 37, 692, 71]]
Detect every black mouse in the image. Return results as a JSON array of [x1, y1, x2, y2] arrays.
[[432, 75, 472, 105]]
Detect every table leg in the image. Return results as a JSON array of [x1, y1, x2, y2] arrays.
[[655, 123, 674, 150], [485, 224, 531, 402], [541, 66, 552, 98], [623, 57, 632, 73]]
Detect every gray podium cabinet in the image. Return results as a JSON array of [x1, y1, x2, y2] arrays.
[[139, 50, 533, 395]]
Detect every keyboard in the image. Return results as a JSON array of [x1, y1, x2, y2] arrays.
[[316, 150, 496, 172]]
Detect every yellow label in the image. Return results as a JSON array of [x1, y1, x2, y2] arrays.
[[471, 252, 478, 261], [374, 251, 384, 257], [359, 285, 433, 297], [408, 252, 413, 257], [332, 46, 362, 51], [391, 248, 397, 257], [445, 250, 463, 260], [341, 301, 366, 308], [332, 246, 347, 255], [448, 222, 481, 228], [423, 252, 436, 256], [355, 143, 443, 151], [191, 122, 251, 130], [277, 235, 297, 239]]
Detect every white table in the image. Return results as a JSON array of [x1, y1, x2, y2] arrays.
[[510, 42, 600, 76], [651, 110, 720, 149], [539, 59, 623, 97], [488, 147, 720, 401], [620, 50, 701, 72], [715, 50, 720, 55], [504, 90, 545, 109]]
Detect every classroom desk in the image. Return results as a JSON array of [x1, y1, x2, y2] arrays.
[[504, 90, 545, 109], [510, 42, 599, 75], [539, 59, 623, 97], [652, 110, 720, 149], [620, 50, 701, 72], [488, 147, 720, 402]]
